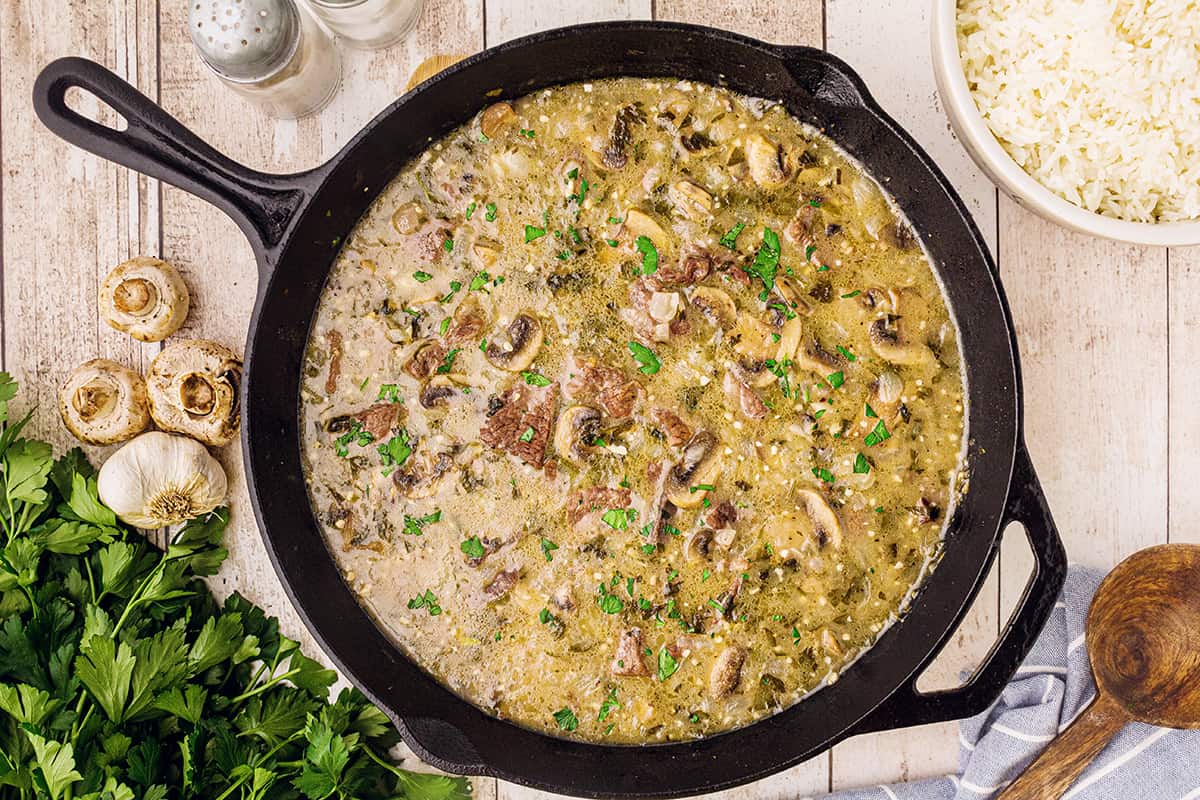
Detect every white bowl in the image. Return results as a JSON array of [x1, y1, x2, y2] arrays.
[[930, 0, 1200, 247]]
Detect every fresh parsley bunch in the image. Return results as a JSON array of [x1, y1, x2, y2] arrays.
[[0, 374, 470, 800]]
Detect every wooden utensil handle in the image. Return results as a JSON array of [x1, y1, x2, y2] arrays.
[[998, 693, 1129, 800]]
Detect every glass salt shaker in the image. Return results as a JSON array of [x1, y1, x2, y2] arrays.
[[304, 0, 424, 50], [189, 0, 341, 120]]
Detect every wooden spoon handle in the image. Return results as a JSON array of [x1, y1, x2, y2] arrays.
[[998, 693, 1129, 800]]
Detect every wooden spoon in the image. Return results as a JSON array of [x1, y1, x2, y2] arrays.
[[999, 544, 1200, 800]]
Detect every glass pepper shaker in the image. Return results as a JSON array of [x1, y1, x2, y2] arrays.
[[303, 0, 424, 50], [189, 0, 341, 120]]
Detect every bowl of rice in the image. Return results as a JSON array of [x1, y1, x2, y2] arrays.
[[931, 0, 1200, 245]]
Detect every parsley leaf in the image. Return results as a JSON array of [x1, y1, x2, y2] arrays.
[[521, 370, 552, 387], [540, 537, 559, 562], [719, 222, 746, 249], [742, 227, 781, 300], [553, 707, 579, 732], [460, 536, 485, 559], [656, 647, 679, 681], [627, 341, 661, 375], [634, 236, 659, 275]]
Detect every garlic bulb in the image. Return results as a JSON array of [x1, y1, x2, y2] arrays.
[[98, 431, 228, 528]]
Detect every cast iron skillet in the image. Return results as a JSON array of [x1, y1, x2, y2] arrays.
[[33, 22, 1066, 798]]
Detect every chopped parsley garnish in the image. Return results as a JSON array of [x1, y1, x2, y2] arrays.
[[376, 383, 401, 403], [377, 429, 412, 470], [719, 222, 746, 249], [485, 202, 497, 221], [440, 280, 463, 302], [792, 627, 802, 645], [556, 251, 570, 260], [743, 227, 781, 301], [702, 568, 711, 582], [479, 338, 488, 352], [468, 270, 491, 291], [335, 421, 374, 457], [460, 536, 485, 558], [553, 707, 578, 732], [403, 510, 442, 536], [812, 466, 835, 484], [541, 537, 559, 561], [864, 419, 891, 446], [443, 237, 454, 252], [606, 238, 619, 247], [407, 589, 442, 615], [805, 244, 816, 261], [656, 647, 679, 681], [689, 484, 715, 493], [876, 506, 886, 513], [598, 689, 620, 722], [522, 370, 552, 386], [413, 270, 433, 283], [439, 318, 451, 337], [841, 289, 862, 298], [634, 236, 659, 275], [597, 585, 625, 614], [640, 544, 656, 554], [435, 348, 461, 374], [524, 224, 547, 242], [809, 198, 823, 207], [827, 370, 845, 389], [601, 508, 637, 530], [854, 453, 871, 474], [520, 128, 536, 139], [836, 345, 856, 362], [518, 426, 536, 443], [570, 227, 583, 244], [628, 341, 661, 375], [466, 201, 477, 220], [572, 177, 591, 205], [539, 608, 552, 624]]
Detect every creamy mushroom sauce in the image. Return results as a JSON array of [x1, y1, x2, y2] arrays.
[[301, 78, 966, 744]]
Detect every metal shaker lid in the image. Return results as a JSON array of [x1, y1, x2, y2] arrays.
[[188, 0, 299, 82]]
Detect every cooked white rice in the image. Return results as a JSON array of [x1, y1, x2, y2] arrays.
[[957, 0, 1200, 222]]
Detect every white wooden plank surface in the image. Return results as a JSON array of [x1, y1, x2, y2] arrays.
[[0, 0, 1188, 797]]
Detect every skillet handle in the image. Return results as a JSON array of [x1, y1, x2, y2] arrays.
[[32, 56, 317, 264], [849, 441, 1068, 734]]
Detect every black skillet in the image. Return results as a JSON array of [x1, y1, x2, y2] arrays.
[[32, 22, 1066, 798]]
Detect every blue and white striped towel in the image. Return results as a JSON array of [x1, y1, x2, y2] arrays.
[[820, 567, 1200, 800]]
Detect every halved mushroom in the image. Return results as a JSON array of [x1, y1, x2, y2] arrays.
[[447, 294, 489, 344], [775, 316, 803, 364], [745, 133, 795, 189], [146, 339, 242, 447], [99, 257, 190, 343], [763, 488, 843, 556], [772, 277, 812, 319], [485, 313, 543, 372], [404, 339, 449, 380], [472, 238, 502, 268], [394, 449, 455, 499], [620, 208, 670, 251], [419, 376, 458, 409], [689, 287, 737, 330], [793, 336, 846, 376], [58, 359, 151, 445], [665, 430, 722, 508], [684, 528, 714, 562], [479, 102, 517, 139], [554, 405, 603, 463], [869, 371, 904, 420], [391, 201, 425, 235], [722, 368, 768, 420], [869, 289, 932, 365], [710, 646, 746, 698], [667, 180, 713, 220]]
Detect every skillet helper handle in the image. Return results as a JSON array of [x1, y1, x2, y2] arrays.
[[853, 442, 1068, 733], [997, 693, 1128, 800], [32, 56, 309, 257]]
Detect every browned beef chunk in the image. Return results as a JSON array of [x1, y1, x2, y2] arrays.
[[566, 357, 641, 419], [611, 627, 650, 676], [479, 382, 560, 468], [354, 403, 401, 441], [484, 569, 520, 599], [649, 408, 692, 448], [567, 486, 632, 526]]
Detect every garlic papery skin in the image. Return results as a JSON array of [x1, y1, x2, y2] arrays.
[[98, 431, 228, 528]]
